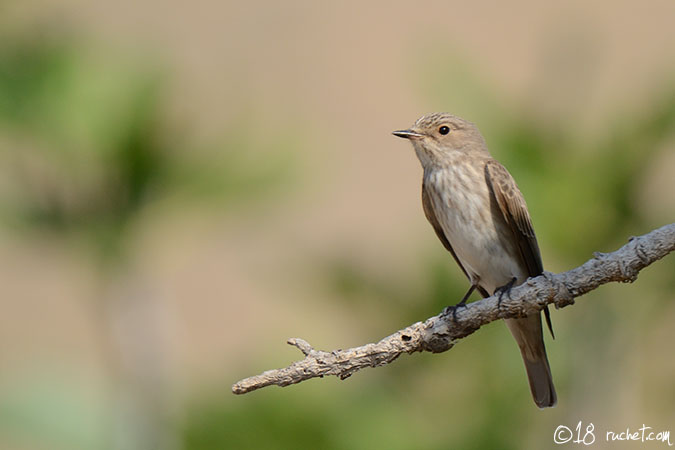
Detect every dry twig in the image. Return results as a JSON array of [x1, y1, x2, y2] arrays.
[[232, 223, 675, 395]]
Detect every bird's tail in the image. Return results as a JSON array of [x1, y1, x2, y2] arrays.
[[504, 315, 557, 408]]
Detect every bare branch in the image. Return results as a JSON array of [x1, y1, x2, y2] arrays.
[[232, 223, 675, 395]]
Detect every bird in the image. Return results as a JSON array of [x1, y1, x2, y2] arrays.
[[393, 112, 556, 408]]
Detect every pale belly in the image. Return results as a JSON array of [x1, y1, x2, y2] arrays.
[[426, 167, 526, 294]]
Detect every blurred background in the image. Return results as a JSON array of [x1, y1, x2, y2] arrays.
[[1, 1, 674, 449]]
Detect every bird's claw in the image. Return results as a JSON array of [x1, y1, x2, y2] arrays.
[[495, 277, 517, 308], [443, 300, 468, 322]]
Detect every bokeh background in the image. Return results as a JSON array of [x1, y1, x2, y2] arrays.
[[1, 1, 674, 449]]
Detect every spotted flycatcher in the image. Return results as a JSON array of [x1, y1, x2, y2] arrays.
[[394, 112, 556, 408]]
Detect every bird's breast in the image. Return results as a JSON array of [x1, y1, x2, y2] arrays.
[[425, 164, 523, 292]]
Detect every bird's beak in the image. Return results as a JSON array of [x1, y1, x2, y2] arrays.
[[392, 129, 424, 140]]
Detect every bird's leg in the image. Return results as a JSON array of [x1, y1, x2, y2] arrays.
[[443, 283, 477, 321], [495, 277, 517, 308], [458, 284, 476, 305]]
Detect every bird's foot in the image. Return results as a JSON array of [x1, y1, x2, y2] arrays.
[[443, 298, 468, 322], [495, 277, 517, 308]]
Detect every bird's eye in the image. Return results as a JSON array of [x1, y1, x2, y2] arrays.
[[439, 126, 450, 135]]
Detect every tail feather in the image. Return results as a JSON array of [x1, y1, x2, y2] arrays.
[[504, 315, 557, 408]]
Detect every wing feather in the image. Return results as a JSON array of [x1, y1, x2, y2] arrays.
[[484, 160, 543, 276], [484, 160, 553, 337]]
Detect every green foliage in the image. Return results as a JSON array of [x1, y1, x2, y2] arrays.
[[0, 374, 107, 450], [321, 253, 473, 324], [0, 34, 297, 260], [184, 390, 335, 450]]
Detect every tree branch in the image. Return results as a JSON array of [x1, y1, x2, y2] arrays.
[[232, 223, 675, 395]]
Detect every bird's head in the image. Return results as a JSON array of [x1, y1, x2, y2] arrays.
[[393, 112, 489, 168]]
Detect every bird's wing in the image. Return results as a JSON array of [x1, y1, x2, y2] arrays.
[[484, 160, 553, 336], [484, 159, 543, 276]]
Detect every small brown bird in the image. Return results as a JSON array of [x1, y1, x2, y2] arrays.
[[394, 112, 556, 408]]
